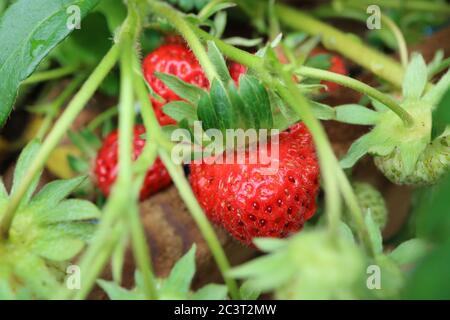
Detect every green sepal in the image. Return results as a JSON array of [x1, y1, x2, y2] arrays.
[[97, 279, 143, 300], [340, 132, 378, 168], [155, 72, 206, 105], [10, 140, 41, 208], [197, 91, 221, 132], [239, 75, 273, 129], [162, 101, 198, 125], [335, 104, 379, 125], [32, 233, 85, 262], [191, 284, 228, 300], [160, 244, 196, 298], [31, 175, 86, 207], [402, 53, 427, 100], [210, 79, 235, 130], [365, 210, 383, 255], [37, 199, 101, 224], [207, 41, 232, 84]]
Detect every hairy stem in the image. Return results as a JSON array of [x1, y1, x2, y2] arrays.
[[296, 66, 414, 126], [0, 43, 120, 239], [22, 64, 79, 85]]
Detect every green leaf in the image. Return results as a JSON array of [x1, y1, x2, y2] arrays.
[[97, 280, 143, 300], [39, 199, 101, 223], [335, 104, 379, 125], [31, 175, 86, 207], [402, 53, 427, 100], [160, 244, 197, 298], [11, 140, 42, 207], [239, 75, 273, 129], [162, 101, 198, 124], [389, 238, 429, 266], [402, 238, 450, 299], [155, 72, 206, 105], [431, 89, 450, 140], [207, 41, 232, 84], [0, 0, 100, 126], [414, 173, 450, 243], [365, 210, 383, 255], [424, 68, 450, 107], [191, 284, 228, 300]]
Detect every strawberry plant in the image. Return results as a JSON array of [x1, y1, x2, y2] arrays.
[[0, 0, 449, 301]]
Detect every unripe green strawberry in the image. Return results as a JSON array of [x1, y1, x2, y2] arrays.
[[349, 182, 387, 229], [341, 54, 450, 186], [230, 229, 365, 300], [375, 131, 449, 186]]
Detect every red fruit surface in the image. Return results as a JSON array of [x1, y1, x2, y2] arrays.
[[93, 125, 172, 200], [228, 61, 247, 84], [142, 44, 209, 125], [311, 48, 348, 92], [190, 123, 320, 246]]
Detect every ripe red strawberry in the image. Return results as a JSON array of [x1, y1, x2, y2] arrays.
[[142, 44, 209, 125], [93, 124, 172, 200], [190, 123, 320, 246], [311, 48, 348, 92]]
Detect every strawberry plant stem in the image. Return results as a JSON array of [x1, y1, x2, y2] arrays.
[[0, 43, 121, 239], [148, 1, 219, 82], [22, 64, 79, 85], [117, 16, 159, 299], [235, 0, 406, 88], [296, 67, 414, 126]]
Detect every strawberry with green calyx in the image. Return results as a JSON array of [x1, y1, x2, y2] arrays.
[[0, 141, 100, 299], [98, 244, 228, 300], [347, 182, 388, 230], [157, 41, 321, 245], [142, 42, 210, 125], [229, 229, 365, 299], [341, 54, 450, 186]]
